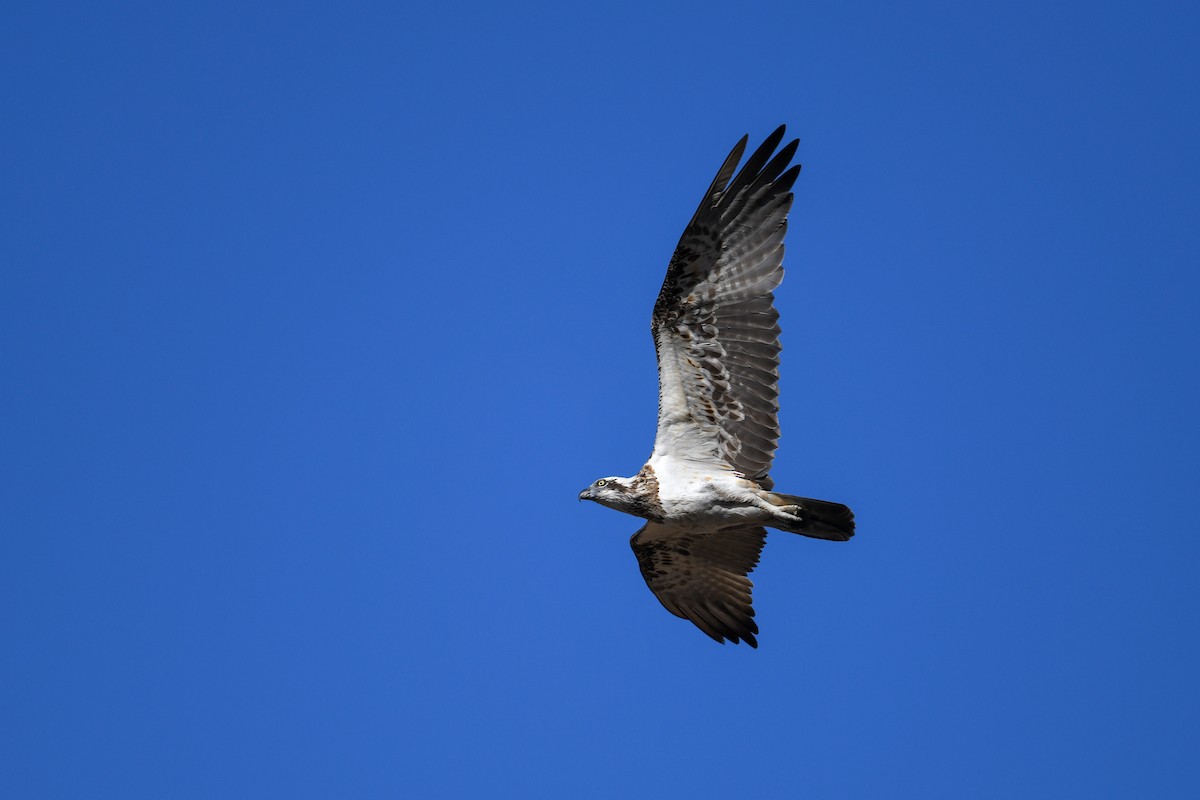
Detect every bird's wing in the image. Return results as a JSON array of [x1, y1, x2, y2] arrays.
[[651, 126, 799, 486], [630, 522, 767, 647]]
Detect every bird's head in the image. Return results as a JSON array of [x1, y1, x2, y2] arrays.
[[578, 476, 635, 511]]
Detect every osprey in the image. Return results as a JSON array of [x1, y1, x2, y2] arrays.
[[579, 126, 854, 648]]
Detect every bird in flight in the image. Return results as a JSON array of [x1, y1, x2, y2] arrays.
[[579, 126, 854, 648]]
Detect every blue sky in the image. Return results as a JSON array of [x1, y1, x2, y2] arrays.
[[3, 1, 1198, 796]]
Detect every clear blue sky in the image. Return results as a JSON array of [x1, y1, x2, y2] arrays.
[[3, 1, 1198, 797]]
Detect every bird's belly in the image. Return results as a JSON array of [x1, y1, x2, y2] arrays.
[[655, 471, 769, 529]]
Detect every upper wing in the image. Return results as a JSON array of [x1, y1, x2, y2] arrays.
[[651, 126, 799, 485], [630, 522, 767, 647]]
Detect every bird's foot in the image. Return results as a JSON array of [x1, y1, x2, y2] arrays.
[[768, 504, 808, 533]]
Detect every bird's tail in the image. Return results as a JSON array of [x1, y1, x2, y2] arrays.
[[764, 493, 856, 541]]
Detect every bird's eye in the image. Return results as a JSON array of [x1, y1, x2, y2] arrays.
[[596, 479, 608, 487]]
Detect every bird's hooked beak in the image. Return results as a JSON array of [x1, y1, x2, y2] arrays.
[[578, 486, 594, 502]]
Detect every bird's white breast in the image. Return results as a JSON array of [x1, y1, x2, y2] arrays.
[[647, 452, 751, 527]]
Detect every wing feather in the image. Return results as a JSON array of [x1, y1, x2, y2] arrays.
[[630, 523, 766, 647], [716, 127, 788, 213], [651, 127, 800, 480]]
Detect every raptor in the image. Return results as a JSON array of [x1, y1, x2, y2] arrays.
[[579, 126, 854, 647]]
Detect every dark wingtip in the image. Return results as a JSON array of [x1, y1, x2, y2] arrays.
[[722, 632, 759, 648], [774, 163, 803, 196], [765, 124, 787, 150]]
